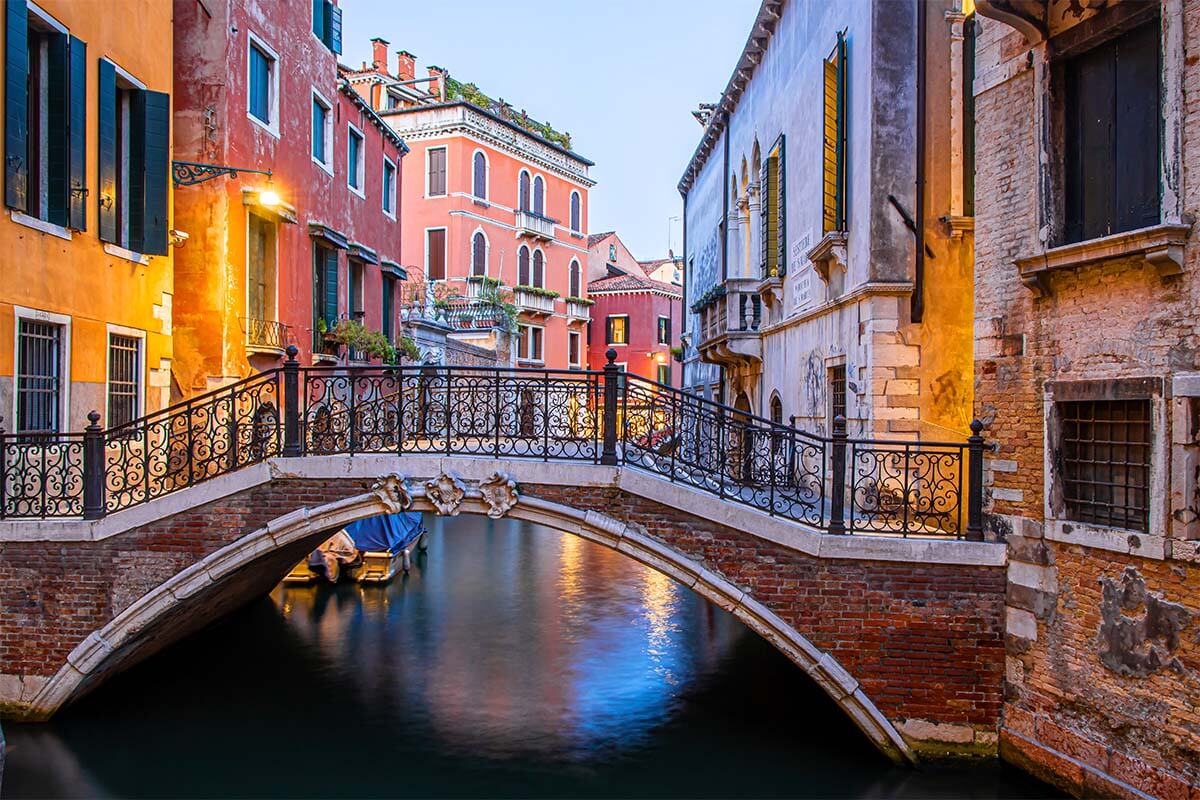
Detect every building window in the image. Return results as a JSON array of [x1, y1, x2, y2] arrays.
[[426, 228, 446, 280], [311, 91, 332, 170], [828, 364, 846, 423], [568, 330, 581, 368], [381, 275, 395, 342], [313, 244, 338, 349], [472, 151, 487, 199], [518, 170, 531, 211], [657, 316, 671, 346], [16, 318, 63, 434], [1062, 21, 1160, 245], [568, 260, 581, 297], [106, 333, 141, 428], [471, 231, 487, 277], [247, 35, 277, 130], [312, 0, 342, 54], [347, 124, 364, 194], [382, 156, 396, 216], [517, 245, 530, 285], [349, 260, 365, 320], [823, 32, 847, 233], [532, 175, 545, 215], [608, 243, 616, 262], [655, 363, 670, 385], [760, 137, 785, 277], [1057, 399, 1151, 532], [517, 324, 543, 362], [570, 191, 581, 232], [531, 249, 545, 288], [606, 315, 629, 345], [247, 212, 277, 324], [427, 146, 446, 197], [770, 394, 783, 425]]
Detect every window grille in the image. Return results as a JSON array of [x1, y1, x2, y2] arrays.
[[107, 334, 140, 428], [1058, 399, 1150, 532], [829, 364, 846, 422], [16, 319, 62, 434]]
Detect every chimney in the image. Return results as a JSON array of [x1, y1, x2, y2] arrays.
[[370, 37, 389, 73], [395, 49, 416, 82], [427, 66, 446, 101]]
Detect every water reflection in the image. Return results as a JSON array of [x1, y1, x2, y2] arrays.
[[2, 515, 1055, 798]]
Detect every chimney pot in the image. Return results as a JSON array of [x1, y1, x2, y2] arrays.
[[395, 49, 416, 82], [371, 37, 390, 72]]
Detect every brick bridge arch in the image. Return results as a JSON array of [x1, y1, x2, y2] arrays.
[[0, 454, 1006, 764]]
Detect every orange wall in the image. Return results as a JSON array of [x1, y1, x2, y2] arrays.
[[0, 0, 174, 430]]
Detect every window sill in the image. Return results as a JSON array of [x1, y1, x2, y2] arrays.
[[312, 352, 339, 366], [348, 185, 366, 200], [1015, 222, 1192, 296], [11, 211, 72, 241], [247, 112, 280, 139], [473, 198, 490, 208], [103, 243, 150, 265], [312, 156, 334, 176], [1044, 518, 1165, 560]]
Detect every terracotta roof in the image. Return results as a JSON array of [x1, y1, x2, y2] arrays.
[[588, 272, 681, 297], [587, 231, 615, 248]]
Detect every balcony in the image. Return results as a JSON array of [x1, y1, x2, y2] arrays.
[[513, 287, 557, 316], [693, 278, 762, 368], [241, 317, 290, 356], [515, 210, 556, 240], [566, 299, 591, 322]]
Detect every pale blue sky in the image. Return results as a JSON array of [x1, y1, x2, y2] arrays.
[[341, 0, 759, 261]]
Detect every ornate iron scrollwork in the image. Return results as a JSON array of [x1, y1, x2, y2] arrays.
[[171, 160, 272, 187]]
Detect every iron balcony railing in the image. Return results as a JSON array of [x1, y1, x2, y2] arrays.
[[241, 317, 290, 352], [0, 348, 986, 540]]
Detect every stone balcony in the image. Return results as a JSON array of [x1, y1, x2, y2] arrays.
[[514, 288, 556, 316], [694, 278, 762, 368], [515, 210, 556, 240], [566, 300, 591, 322]]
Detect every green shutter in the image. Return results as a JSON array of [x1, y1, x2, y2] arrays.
[[97, 58, 116, 242], [4, 0, 27, 210], [312, 0, 325, 41], [776, 134, 786, 277], [326, 2, 342, 55], [45, 32, 69, 227], [140, 90, 169, 255], [67, 35, 85, 230], [759, 158, 769, 277], [381, 276, 394, 342], [323, 247, 339, 326], [127, 90, 147, 251]]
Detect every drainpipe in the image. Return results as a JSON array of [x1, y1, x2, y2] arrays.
[[721, 113, 730, 283], [912, 0, 927, 323]]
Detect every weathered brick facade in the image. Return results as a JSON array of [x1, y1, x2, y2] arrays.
[[974, 1, 1200, 795]]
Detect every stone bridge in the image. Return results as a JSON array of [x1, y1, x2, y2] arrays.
[[0, 452, 1006, 764]]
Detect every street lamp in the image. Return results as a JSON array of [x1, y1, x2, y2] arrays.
[[171, 160, 273, 187]]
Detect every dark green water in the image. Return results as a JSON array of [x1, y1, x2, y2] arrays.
[[4, 516, 1055, 798]]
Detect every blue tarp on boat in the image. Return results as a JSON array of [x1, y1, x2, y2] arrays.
[[345, 512, 424, 553]]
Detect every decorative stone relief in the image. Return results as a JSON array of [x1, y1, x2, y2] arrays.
[[371, 473, 413, 513], [425, 472, 466, 516], [478, 472, 519, 519], [1098, 567, 1194, 677]]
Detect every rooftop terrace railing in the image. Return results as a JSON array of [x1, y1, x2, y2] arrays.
[[0, 348, 985, 540]]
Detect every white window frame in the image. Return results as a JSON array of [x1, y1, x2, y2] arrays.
[[532, 173, 546, 216], [531, 246, 546, 289], [103, 324, 145, 427], [346, 122, 365, 197], [657, 315, 671, 345], [471, 149, 489, 200], [425, 145, 448, 198], [12, 305, 71, 433], [470, 227, 489, 277], [424, 226, 448, 281], [568, 258, 581, 297], [244, 210, 279, 326], [567, 329, 581, 369], [246, 32, 280, 138], [517, 168, 531, 211], [311, 88, 333, 174], [607, 314, 630, 346], [517, 323, 545, 364], [569, 190, 582, 232], [382, 155, 397, 218]]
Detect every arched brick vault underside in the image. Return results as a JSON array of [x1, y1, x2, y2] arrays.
[[0, 456, 1008, 765]]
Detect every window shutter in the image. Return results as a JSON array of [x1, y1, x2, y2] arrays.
[[834, 32, 846, 230], [312, 0, 325, 42], [1114, 22, 1160, 232], [141, 90, 170, 255], [128, 90, 148, 251], [46, 33, 69, 227], [326, 2, 343, 55], [664, 317, 672, 343], [67, 36, 86, 230], [776, 134, 786, 277], [4, 0, 27, 211], [759, 158, 770, 276], [382, 276, 394, 341], [822, 33, 847, 233], [323, 248, 339, 326], [606, 317, 614, 344], [97, 59, 117, 242]]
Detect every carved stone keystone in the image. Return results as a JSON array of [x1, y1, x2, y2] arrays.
[[425, 472, 466, 516], [479, 472, 519, 519], [371, 473, 413, 513]]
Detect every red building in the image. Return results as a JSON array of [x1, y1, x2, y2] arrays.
[[345, 39, 594, 371], [172, 0, 408, 393], [587, 232, 682, 385]]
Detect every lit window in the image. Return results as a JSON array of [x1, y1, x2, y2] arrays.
[[606, 315, 628, 345], [347, 125, 364, 192]]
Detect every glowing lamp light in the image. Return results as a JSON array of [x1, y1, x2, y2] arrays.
[[258, 187, 281, 208], [654, 352, 668, 364]]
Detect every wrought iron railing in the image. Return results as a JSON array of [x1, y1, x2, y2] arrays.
[[241, 317, 290, 351], [0, 347, 985, 539]]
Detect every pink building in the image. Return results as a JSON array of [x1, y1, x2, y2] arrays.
[[346, 39, 595, 370]]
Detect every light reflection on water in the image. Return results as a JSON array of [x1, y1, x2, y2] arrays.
[[2, 515, 1055, 799]]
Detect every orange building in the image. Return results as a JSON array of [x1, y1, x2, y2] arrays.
[[0, 0, 174, 434], [346, 39, 595, 370]]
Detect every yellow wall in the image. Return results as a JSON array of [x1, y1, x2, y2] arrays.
[[0, 0, 174, 431]]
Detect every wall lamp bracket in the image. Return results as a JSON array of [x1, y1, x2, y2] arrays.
[[172, 160, 273, 187]]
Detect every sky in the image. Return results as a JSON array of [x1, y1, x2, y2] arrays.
[[341, 0, 760, 262]]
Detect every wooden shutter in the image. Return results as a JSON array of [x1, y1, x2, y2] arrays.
[[323, 247, 339, 325], [128, 90, 148, 251], [761, 155, 778, 276], [427, 229, 446, 280], [326, 3, 343, 55], [4, 0, 27, 210], [46, 33, 69, 227], [67, 36, 85, 230], [382, 276, 394, 341], [606, 317, 614, 344], [518, 246, 529, 285], [823, 33, 846, 233], [428, 148, 445, 195], [532, 250, 543, 287], [1115, 22, 1160, 233], [775, 135, 786, 276], [312, 0, 325, 42], [141, 90, 169, 255], [759, 158, 770, 276], [97, 59, 117, 242]]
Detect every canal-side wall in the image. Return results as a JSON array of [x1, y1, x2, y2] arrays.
[[0, 456, 1005, 761]]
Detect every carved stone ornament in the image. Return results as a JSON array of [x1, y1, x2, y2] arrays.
[[371, 473, 413, 513], [479, 471, 519, 519], [425, 472, 466, 516]]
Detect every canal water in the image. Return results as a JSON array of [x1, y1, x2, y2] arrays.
[[4, 516, 1055, 798]]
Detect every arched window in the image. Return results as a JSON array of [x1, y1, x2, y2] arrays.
[[568, 259, 581, 297], [518, 171, 531, 212], [471, 231, 487, 276], [472, 152, 487, 200], [770, 393, 783, 424], [517, 245, 531, 285], [532, 175, 544, 215], [569, 192, 581, 232], [532, 249, 545, 288]]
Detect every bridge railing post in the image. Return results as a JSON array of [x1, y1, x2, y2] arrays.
[[828, 414, 847, 535], [83, 410, 106, 520], [601, 348, 619, 466], [966, 418, 985, 542], [283, 345, 301, 457]]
